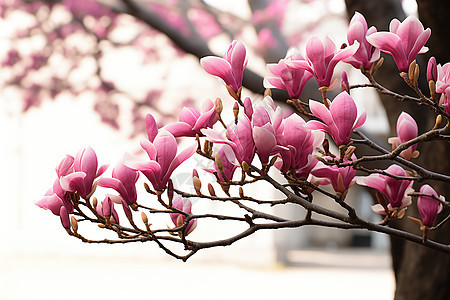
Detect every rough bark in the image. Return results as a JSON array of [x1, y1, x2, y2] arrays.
[[346, 1, 450, 299]]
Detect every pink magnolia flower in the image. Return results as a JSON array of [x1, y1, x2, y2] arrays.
[[60, 147, 109, 199], [265, 49, 313, 99], [436, 63, 450, 114], [356, 164, 413, 214], [60, 206, 70, 229], [251, 98, 287, 164], [205, 145, 238, 182], [388, 112, 419, 160], [287, 36, 359, 88], [37, 155, 76, 215], [98, 163, 139, 206], [276, 114, 324, 178], [126, 115, 197, 191], [311, 155, 356, 196], [307, 91, 366, 146], [367, 16, 431, 72], [200, 40, 248, 93], [417, 184, 444, 227], [170, 196, 197, 236], [427, 57, 437, 82], [164, 99, 219, 137], [96, 196, 120, 224], [203, 115, 255, 165], [345, 12, 380, 70]]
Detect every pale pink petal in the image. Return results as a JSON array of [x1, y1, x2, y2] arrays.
[[146, 114, 158, 142]]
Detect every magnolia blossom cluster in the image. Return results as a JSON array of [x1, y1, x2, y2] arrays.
[[38, 13, 447, 240]]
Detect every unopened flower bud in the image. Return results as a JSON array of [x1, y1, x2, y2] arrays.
[[92, 197, 98, 210], [193, 176, 202, 196], [141, 211, 148, 225], [167, 179, 174, 204], [241, 161, 250, 174], [70, 216, 78, 233], [59, 206, 70, 229], [269, 155, 278, 167], [208, 183, 216, 197], [372, 57, 384, 74], [144, 182, 152, 193], [433, 115, 442, 130], [239, 187, 244, 198], [429, 80, 436, 101], [341, 71, 349, 93], [215, 97, 223, 115], [427, 56, 437, 83], [233, 102, 239, 124], [264, 88, 272, 98], [408, 60, 416, 82], [413, 64, 420, 86]]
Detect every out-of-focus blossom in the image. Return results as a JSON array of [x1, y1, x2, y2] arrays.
[[126, 115, 196, 191], [356, 164, 413, 214], [265, 49, 313, 99], [255, 28, 278, 56], [367, 16, 431, 72], [98, 163, 139, 206], [427, 57, 437, 82], [170, 196, 197, 236], [164, 99, 218, 137], [345, 12, 380, 70], [287, 36, 359, 88], [311, 155, 356, 196], [60, 147, 109, 199], [388, 112, 419, 160], [63, 0, 111, 19], [276, 114, 324, 178], [201, 40, 248, 93], [417, 184, 444, 227], [307, 92, 366, 146]]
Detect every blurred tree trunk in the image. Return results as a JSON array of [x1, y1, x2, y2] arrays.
[[345, 1, 450, 299]]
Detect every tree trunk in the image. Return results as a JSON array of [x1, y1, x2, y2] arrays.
[[345, 1, 450, 299]]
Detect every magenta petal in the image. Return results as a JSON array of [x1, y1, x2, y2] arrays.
[[56, 155, 74, 178], [330, 92, 357, 143], [60, 171, 87, 193], [179, 107, 200, 127], [353, 110, 367, 130], [253, 126, 277, 164], [36, 194, 64, 215], [200, 56, 233, 83], [146, 114, 158, 142], [164, 122, 195, 138], [140, 139, 157, 160], [164, 143, 197, 183], [153, 130, 178, 173]]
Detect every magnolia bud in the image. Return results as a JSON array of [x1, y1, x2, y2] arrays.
[[373, 57, 384, 74], [233, 102, 239, 124], [215, 97, 223, 115], [413, 64, 420, 86], [167, 179, 174, 205], [429, 80, 436, 101], [193, 176, 202, 196], [241, 161, 250, 174], [208, 183, 216, 197], [239, 187, 244, 198], [427, 56, 437, 83], [92, 197, 98, 210], [144, 182, 152, 193], [341, 71, 349, 93], [59, 206, 70, 229], [141, 211, 148, 225], [70, 216, 78, 233], [408, 60, 416, 82], [264, 88, 272, 98]]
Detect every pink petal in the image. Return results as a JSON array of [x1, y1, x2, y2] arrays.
[[153, 130, 178, 173], [146, 114, 158, 142], [164, 122, 195, 138]]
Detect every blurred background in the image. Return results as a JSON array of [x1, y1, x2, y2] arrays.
[[1, 0, 427, 299]]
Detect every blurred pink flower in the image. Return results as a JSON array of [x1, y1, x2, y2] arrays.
[[427, 57, 437, 82], [417, 184, 444, 227], [388, 112, 419, 160], [307, 92, 366, 146], [201, 40, 248, 93], [436, 62, 450, 114], [367, 15, 430, 72]]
